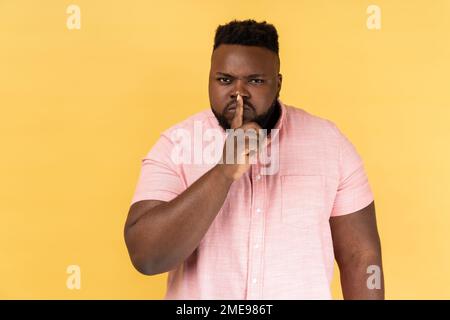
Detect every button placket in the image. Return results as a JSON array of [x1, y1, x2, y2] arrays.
[[246, 165, 266, 299]]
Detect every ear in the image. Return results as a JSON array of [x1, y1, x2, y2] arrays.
[[277, 73, 283, 95]]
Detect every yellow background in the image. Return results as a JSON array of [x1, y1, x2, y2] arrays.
[[1, 0, 449, 299]]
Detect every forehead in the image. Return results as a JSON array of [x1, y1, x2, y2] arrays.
[[210, 44, 279, 76]]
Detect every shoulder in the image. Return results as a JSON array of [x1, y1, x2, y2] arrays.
[[160, 109, 218, 137], [283, 104, 342, 142]]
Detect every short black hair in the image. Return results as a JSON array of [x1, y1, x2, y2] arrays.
[[213, 19, 279, 55]]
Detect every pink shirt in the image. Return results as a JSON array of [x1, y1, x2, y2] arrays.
[[130, 100, 374, 299]]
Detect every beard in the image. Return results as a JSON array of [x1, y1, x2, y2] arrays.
[[211, 96, 281, 134]]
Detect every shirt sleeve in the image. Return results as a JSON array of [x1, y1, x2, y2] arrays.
[[130, 134, 185, 206], [330, 124, 374, 217]]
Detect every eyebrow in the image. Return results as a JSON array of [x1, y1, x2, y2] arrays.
[[215, 72, 266, 78]]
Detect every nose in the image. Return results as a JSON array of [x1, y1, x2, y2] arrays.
[[230, 80, 250, 100]]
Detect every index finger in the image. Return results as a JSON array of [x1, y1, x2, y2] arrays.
[[230, 94, 244, 129]]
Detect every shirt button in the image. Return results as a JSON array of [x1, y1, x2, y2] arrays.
[[254, 244, 259, 249], [256, 208, 262, 214], [252, 278, 257, 284], [256, 174, 261, 181]]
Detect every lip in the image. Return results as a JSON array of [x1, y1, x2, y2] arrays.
[[226, 105, 253, 113]]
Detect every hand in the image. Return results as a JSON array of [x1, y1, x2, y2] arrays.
[[216, 93, 263, 181]]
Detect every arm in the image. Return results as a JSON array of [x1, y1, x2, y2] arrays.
[[124, 93, 259, 276], [330, 201, 385, 299], [124, 165, 234, 276]]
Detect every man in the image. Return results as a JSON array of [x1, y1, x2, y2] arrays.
[[124, 19, 384, 299]]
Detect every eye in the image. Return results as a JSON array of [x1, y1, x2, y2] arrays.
[[249, 79, 265, 84], [217, 77, 231, 84]]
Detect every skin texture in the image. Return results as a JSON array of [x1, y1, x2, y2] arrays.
[[209, 44, 282, 130], [124, 44, 384, 299], [330, 201, 384, 299]]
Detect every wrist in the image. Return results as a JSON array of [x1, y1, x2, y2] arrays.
[[212, 164, 236, 184]]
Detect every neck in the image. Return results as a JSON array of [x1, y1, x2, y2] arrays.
[[263, 100, 281, 135]]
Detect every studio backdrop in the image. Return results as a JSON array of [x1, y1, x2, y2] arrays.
[[1, 0, 449, 299]]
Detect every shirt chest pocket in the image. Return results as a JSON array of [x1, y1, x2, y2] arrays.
[[281, 175, 327, 228]]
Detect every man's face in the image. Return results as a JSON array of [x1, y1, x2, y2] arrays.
[[209, 44, 282, 130]]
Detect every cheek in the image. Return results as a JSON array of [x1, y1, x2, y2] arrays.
[[250, 85, 274, 99], [251, 95, 272, 112], [210, 88, 229, 108]]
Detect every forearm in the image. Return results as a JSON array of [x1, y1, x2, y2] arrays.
[[338, 252, 384, 300], [125, 164, 234, 275]]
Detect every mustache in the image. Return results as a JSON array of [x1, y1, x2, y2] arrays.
[[224, 100, 255, 113]]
